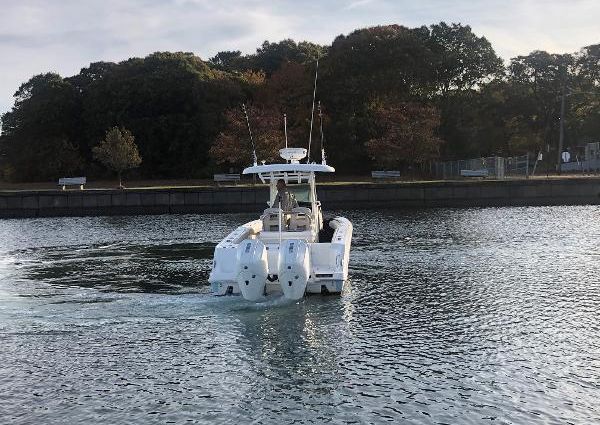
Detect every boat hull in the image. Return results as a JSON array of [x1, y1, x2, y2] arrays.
[[210, 279, 345, 297], [209, 216, 352, 301]]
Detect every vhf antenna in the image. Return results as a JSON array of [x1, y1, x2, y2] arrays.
[[242, 103, 257, 166], [318, 101, 326, 165], [284, 113, 288, 149], [307, 58, 319, 163], [283, 113, 289, 163]]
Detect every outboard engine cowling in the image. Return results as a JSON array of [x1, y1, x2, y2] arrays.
[[278, 239, 310, 300], [236, 239, 268, 301]]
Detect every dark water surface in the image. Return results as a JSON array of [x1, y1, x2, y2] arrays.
[[1, 207, 599, 424]]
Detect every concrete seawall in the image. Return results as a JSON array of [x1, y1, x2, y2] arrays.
[[1, 178, 599, 218]]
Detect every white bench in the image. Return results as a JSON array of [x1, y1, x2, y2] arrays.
[[58, 177, 86, 190], [371, 170, 401, 179], [213, 173, 240, 185], [460, 169, 489, 177]]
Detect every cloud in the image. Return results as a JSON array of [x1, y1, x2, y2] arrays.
[[1, 0, 599, 116], [345, 0, 377, 10]]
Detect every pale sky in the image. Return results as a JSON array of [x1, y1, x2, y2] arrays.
[[1, 0, 599, 116]]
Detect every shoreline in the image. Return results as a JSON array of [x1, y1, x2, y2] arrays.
[[1, 178, 599, 218]]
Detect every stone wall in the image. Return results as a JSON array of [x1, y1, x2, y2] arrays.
[[1, 178, 599, 218]]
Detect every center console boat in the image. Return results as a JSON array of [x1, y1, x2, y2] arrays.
[[209, 147, 352, 301]]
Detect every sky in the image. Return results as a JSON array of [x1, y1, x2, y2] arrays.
[[0, 0, 599, 116]]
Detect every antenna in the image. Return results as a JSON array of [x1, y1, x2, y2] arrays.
[[307, 58, 319, 163], [242, 103, 257, 166], [284, 113, 288, 149], [318, 101, 327, 165]]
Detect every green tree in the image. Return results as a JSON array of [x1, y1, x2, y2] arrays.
[[252, 39, 326, 75], [426, 22, 503, 95], [319, 25, 436, 173], [424, 23, 503, 159], [576, 44, 600, 84], [319, 23, 503, 171], [209, 40, 326, 76], [570, 44, 600, 143], [78, 52, 243, 178], [93, 127, 142, 188], [323, 25, 434, 103], [0, 73, 83, 181], [208, 50, 244, 72], [505, 51, 575, 155]]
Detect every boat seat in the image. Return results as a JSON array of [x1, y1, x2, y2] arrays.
[[289, 207, 312, 232], [261, 208, 284, 232]]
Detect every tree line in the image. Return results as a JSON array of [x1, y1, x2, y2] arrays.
[[1, 23, 599, 182]]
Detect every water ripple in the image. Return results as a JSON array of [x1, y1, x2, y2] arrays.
[[1, 207, 600, 424]]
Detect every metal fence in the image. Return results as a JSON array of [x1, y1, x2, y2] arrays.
[[561, 158, 600, 173], [504, 155, 531, 177], [433, 155, 531, 179]]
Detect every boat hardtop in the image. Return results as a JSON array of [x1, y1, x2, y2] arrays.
[[242, 162, 335, 176]]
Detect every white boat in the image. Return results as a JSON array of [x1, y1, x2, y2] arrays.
[[209, 147, 353, 301]]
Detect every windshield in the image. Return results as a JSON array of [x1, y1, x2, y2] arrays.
[[287, 184, 311, 203]]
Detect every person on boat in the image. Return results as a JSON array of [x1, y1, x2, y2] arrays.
[[274, 179, 298, 212]]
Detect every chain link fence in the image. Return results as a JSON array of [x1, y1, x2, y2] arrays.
[[561, 158, 600, 173], [504, 155, 531, 177], [433, 155, 531, 179]]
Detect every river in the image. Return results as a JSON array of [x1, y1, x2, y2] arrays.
[[1, 206, 599, 424]]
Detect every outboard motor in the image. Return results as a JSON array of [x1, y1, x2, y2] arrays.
[[278, 239, 310, 300], [236, 239, 268, 301]]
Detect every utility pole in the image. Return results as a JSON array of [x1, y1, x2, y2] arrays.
[[557, 84, 566, 175]]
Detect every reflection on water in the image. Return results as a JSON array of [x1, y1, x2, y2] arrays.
[[1, 207, 600, 424]]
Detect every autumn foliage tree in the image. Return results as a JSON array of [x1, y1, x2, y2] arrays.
[[93, 127, 142, 188], [210, 61, 317, 168], [366, 102, 443, 170], [210, 105, 284, 168]]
